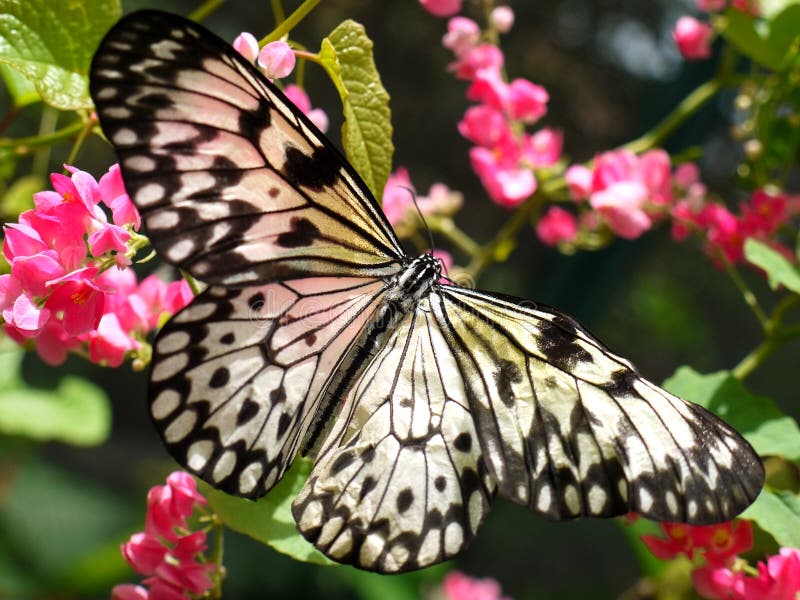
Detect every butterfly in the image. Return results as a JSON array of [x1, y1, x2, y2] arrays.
[[89, 10, 764, 573]]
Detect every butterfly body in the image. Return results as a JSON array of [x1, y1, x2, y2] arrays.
[[90, 10, 764, 574]]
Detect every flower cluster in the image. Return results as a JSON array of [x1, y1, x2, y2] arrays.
[[232, 33, 329, 132], [112, 472, 216, 600], [442, 10, 562, 208], [0, 165, 192, 366], [441, 571, 511, 600], [641, 520, 800, 600], [672, 187, 796, 264]]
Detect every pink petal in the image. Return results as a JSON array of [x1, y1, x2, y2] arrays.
[[232, 31, 259, 63], [257, 41, 296, 79], [419, 0, 462, 17], [111, 584, 149, 600]]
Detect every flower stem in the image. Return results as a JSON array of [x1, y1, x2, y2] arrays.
[[465, 198, 535, 280], [0, 118, 87, 153], [263, 0, 320, 43], [723, 260, 769, 330], [188, 0, 225, 22], [624, 77, 724, 154], [428, 217, 481, 257]]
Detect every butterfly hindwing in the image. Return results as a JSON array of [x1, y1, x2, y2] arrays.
[[292, 303, 495, 573], [431, 286, 764, 523], [149, 277, 388, 498], [90, 10, 403, 287]]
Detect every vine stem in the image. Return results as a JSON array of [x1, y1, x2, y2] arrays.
[[0, 118, 86, 153], [189, 0, 225, 22], [624, 77, 724, 154], [263, 0, 321, 43]]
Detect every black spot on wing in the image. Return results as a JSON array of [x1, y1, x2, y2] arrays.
[[496, 359, 522, 407], [283, 145, 340, 189], [209, 366, 230, 388], [239, 96, 271, 136], [276, 216, 321, 248], [454, 432, 472, 452], [236, 398, 259, 425], [536, 320, 593, 371], [396, 488, 414, 513]]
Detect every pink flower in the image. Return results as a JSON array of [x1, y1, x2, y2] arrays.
[[283, 84, 329, 133], [507, 78, 549, 123], [458, 105, 512, 148], [232, 32, 259, 63], [470, 147, 536, 207], [443, 17, 480, 56], [490, 6, 515, 33], [523, 128, 563, 168], [420, 0, 461, 17], [111, 584, 149, 600], [117, 472, 215, 600], [467, 68, 509, 111], [44, 267, 107, 336], [451, 44, 504, 80], [88, 313, 138, 367], [692, 565, 747, 600], [442, 571, 510, 600], [674, 162, 701, 188], [565, 165, 594, 200], [639, 149, 673, 205], [590, 181, 653, 239], [382, 167, 416, 225], [740, 189, 788, 236], [431, 249, 453, 281], [145, 472, 206, 543], [536, 206, 578, 246], [743, 548, 800, 600], [99, 164, 140, 229], [696, 521, 754, 567], [697, 0, 727, 11], [731, 0, 759, 15], [122, 533, 168, 574], [258, 41, 296, 79], [641, 523, 699, 560], [673, 16, 714, 60]]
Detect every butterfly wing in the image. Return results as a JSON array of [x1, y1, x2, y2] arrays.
[[150, 277, 389, 498], [90, 10, 404, 286], [292, 302, 495, 573], [430, 285, 764, 524]]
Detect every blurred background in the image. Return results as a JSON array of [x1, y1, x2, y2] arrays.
[[1, 0, 793, 598]]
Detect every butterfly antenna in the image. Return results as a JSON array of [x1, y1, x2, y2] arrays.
[[403, 187, 436, 253]]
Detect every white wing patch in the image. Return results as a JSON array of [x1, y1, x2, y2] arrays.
[[292, 302, 495, 573]]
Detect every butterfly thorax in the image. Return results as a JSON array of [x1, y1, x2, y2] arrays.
[[301, 253, 441, 455]]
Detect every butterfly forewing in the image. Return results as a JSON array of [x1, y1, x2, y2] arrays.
[[292, 303, 495, 573], [149, 277, 388, 497], [432, 286, 764, 523], [90, 10, 403, 287]]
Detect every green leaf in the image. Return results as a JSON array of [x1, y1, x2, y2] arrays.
[[0, 373, 111, 446], [0, 0, 121, 110], [744, 238, 800, 293], [742, 489, 800, 547], [0, 63, 39, 107], [0, 341, 24, 389], [205, 458, 334, 566], [1, 174, 41, 218], [760, 0, 800, 20], [716, 5, 800, 69], [663, 367, 800, 461], [318, 20, 394, 199]]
